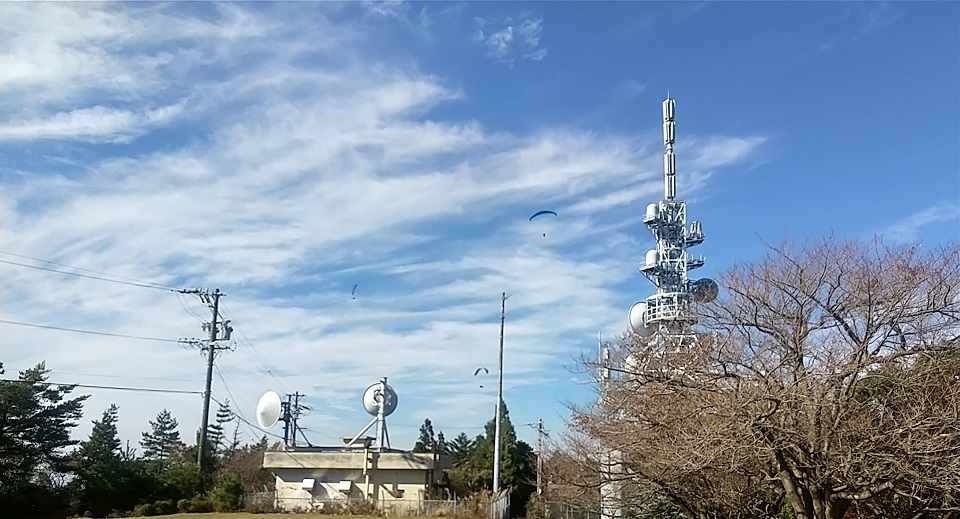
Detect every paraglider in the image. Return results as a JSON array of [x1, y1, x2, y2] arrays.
[[351, 284, 358, 299], [528, 210, 557, 221], [475, 366, 489, 388], [529, 210, 557, 236]]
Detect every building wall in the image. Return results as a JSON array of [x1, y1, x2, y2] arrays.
[[264, 450, 451, 512]]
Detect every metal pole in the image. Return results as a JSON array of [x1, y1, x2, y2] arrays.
[[537, 418, 543, 496], [197, 288, 220, 466], [493, 292, 506, 492]]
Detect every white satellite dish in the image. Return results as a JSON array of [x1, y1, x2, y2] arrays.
[[629, 301, 654, 337], [256, 391, 282, 428], [362, 381, 398, 417]]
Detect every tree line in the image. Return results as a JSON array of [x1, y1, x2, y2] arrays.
[[0, 364, 273, 518], [0, 360, 542, 519]]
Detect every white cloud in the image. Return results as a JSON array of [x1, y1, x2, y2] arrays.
[[3, 103, 186, 142], [473, 14, 547, 64], [878, 203, 960, 244], [0, 3, 765, 450]]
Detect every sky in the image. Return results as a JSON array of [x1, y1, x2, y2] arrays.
[[1, 1, 958, 454]]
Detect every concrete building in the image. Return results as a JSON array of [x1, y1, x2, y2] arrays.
[[263, 436, 452, 512]]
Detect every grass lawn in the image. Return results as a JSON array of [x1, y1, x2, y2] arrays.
[[147, 515, 434, 519]]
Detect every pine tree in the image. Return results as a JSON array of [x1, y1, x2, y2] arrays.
[[207, 400, 233, 453], [140, 409, 183, 463], [0, 362, 88, 514], [413, 417, 436, 453], [448, 432, 475, 467], [71, 404, 130, 516], [436, 430, 449, 455]]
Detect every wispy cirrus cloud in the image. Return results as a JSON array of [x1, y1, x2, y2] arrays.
[[0, 3, 765, 449], [473, 14, 548, 64], [878, 203, 960, 244], [3, 103, 187, 143]]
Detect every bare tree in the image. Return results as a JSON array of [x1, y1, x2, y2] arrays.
[[573, 238, 960, 519]]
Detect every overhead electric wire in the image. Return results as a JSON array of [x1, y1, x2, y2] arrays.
[[0, 251, 179, 290], [217, 300, 290, 395], [0, 379, 201, 395], [43, 370, 201, 383], [0, 318, 181, 343], [176, 292, 207, 323], [0, 258, 178, 291]]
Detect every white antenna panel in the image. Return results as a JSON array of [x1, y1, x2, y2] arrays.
[[256, 391, 282, 428]]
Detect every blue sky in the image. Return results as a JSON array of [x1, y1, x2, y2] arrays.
[[1, 1, 957, 452]]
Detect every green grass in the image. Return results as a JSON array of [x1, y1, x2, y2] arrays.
[[147, 515, 432, 519]]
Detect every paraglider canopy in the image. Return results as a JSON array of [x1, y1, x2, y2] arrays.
[[529, 210, 558, 236], [474, 367, 489, 376], [528, 210, 557, 221]]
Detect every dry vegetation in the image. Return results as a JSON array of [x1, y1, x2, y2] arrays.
[[564, 238, 960, 519]]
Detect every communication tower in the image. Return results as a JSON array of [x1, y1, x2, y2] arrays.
[[628, 96, 718, 341], [600, 96, 720, 519]]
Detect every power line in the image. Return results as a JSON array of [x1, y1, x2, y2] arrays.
[[0, 258, 177, 291], [0, 318, 181, 343], [0, 379, 201, 395], [29, 370, 200, 383], [218, 300, 290, 395], [0, 251, 179, 290]]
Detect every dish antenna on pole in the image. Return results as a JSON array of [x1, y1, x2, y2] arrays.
[[256, 391, 282, 428], [344, 377, 398, 450], [255, 390, 310, 448]]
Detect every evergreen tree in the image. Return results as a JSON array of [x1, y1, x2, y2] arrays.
[[0, 362, 88, 516], [71, 404, 145, 516], [140, 409, 183, 463], [467, 402, 536, 516], [436, 430, 449, 455], [413, 417, 436, 452], [448, 432, 475, 467], [206, 400, 233, 453]]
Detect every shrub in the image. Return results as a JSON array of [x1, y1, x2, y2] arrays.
[[153, 499, 176, 515], [176, 496, 213, 513], [208, 473, 243, 512], [131, 502, 155, 517], [243, 498, 278, 513]]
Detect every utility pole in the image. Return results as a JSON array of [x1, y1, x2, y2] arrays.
[[178, 288, 230, 469], [493, 292, 507, 493], [537, 418, 544, 496]]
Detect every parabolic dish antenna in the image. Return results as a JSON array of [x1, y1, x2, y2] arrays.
[[629, 301, 654, 337], [256, 391, 282, 428], [362, 382, 398, 417]]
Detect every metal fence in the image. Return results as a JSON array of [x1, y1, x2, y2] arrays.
[[546, 501, 600, 519], [489, 490, 510, 519], [248, 494, 513, 517], [243, 492, 592, 519]]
